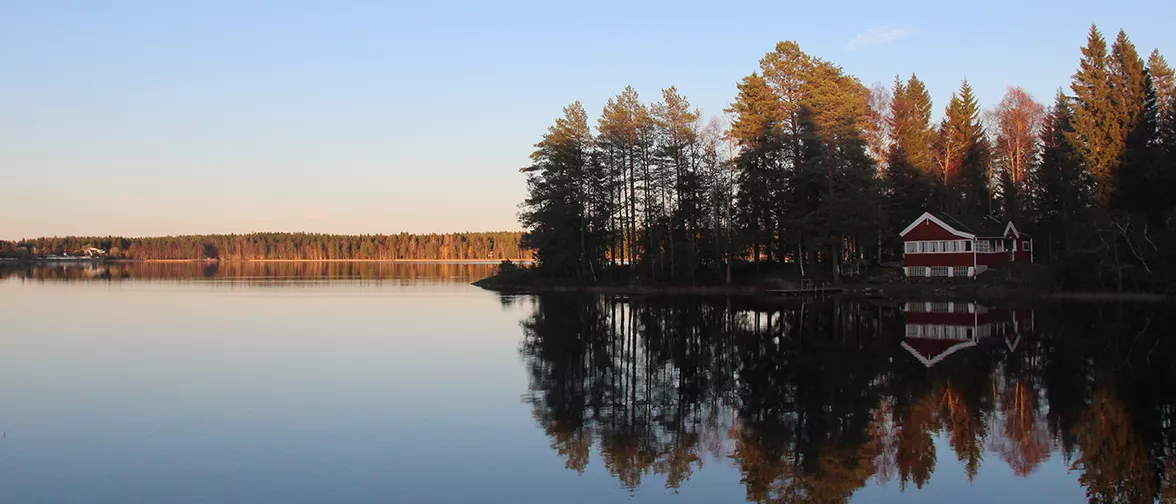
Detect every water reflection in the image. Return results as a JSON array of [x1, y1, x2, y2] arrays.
[[901, 300, 1030, 367], [518, 295, 1176, 502], [0, 261, 498, 283]]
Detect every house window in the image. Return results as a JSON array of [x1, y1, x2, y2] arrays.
[[905, 242, 919, 254], [1023, 240, 1031, 252], [965, 241, 972, 252], [929, 241, 939, 253]]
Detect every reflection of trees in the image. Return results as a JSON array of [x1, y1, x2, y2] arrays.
[[518, 295, 1176, 503], [1072, 388, 1155, 503], [0, 261, 498, 284], [990, 348, 1052, 477]]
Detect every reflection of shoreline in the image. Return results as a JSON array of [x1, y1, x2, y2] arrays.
[[235, 259, 535, 263], [6, 258, 535, 264], [0, 261, 502, 284]]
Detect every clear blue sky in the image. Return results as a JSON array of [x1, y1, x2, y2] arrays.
[[2, 1, 1171, 239]]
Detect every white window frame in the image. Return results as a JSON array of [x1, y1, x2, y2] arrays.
[[906, 240, 980, 254]]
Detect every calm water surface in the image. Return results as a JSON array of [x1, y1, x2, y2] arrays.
[[1, 263, 1172, 503]]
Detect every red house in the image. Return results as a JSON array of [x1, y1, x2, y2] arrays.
[[900, 212, 1032, 277], [901, 301, 1033, 367]]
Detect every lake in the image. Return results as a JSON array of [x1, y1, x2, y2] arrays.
[[1, 262, 1172, 503]]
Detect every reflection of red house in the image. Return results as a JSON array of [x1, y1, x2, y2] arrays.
[[901, 301, 1032, 367], [900, 212, 1032, 277]]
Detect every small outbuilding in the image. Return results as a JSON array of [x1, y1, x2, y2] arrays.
[[900, 211, 1031, 277]]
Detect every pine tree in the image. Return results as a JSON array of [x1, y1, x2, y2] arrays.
[[801, 59, 881, 281], [597, 87, 653, 271], [1066, 25, 1120, 204], [520, 102, 601, 278], [727, 73, 781, 270], [652, 86, 702, 280]]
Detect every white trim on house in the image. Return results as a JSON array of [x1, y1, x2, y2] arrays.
[[901, 339, 979, 367], [1004, 222, 1020, 239], [899, 212, 976, 239], [904, 239, 972, 254]]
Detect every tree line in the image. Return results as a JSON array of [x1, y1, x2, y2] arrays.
[[518, 294, 1176, 501], [520, 25, 1176, 290], [0, 232, 533, 261]]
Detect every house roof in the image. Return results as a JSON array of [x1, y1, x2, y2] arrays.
[[934, 212, 1009, 237], [899, 211, 1030, 240]]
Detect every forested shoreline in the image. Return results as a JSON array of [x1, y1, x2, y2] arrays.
[[516, 25, 1176, 291], [0, 232, 532, 261]]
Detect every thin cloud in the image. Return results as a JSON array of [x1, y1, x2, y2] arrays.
[[845, 27, 912, 51]]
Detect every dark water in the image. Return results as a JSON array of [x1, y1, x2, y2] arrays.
[[1, 263, 1173, 503]]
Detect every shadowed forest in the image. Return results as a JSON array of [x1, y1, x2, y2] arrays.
[[0, 232, 532, 262], [515, 295, 1175, 502], [519, 25, 1176, 291]]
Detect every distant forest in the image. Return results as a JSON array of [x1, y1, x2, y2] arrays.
[[520, 25, 1176, 290], [0, 232, 532, 261]]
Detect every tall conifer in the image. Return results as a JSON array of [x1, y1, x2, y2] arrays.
[[885, 74, 935, 229], [1034, 92, 1091, 262], [1066, 25, 1119, 204], [1147, 50, 1174, 119]]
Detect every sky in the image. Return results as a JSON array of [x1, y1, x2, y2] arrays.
[[2, 1, 1172, 240]]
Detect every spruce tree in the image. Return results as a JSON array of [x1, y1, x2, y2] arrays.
[[1115, 75, 1160, 217], [1159, 94, 1176, 208], [885, 74, 935, 231], [890, 75, 935, 175], [1033, 92, 1091, 262], [1109, 31, 1153, 213], [935, 80, 990, 214], [1066, 25, 1119, 204], [1148, 50, 1175, 119], [1110, 30, 1148, 134]]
